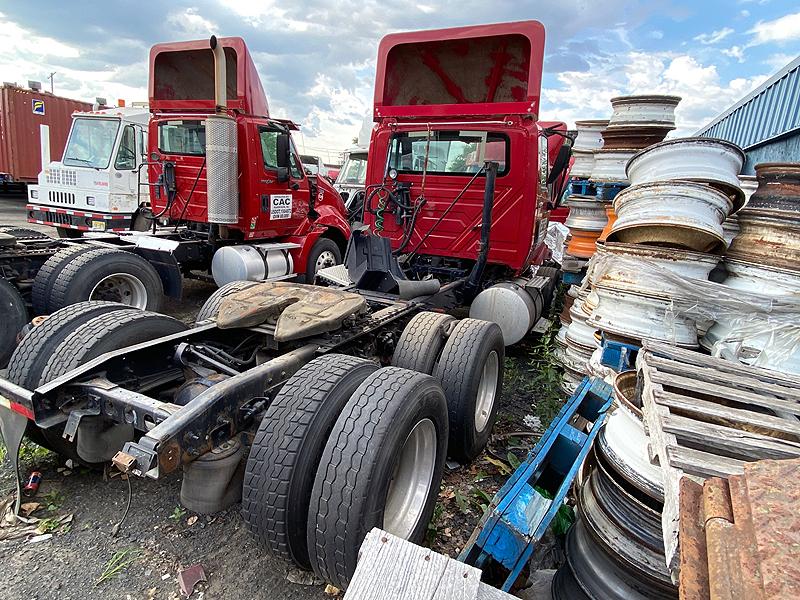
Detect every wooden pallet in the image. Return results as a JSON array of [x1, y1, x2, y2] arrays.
[[344, 528, 514, 600], [637, 341, 800, 576]]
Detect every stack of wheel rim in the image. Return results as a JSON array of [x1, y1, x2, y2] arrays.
[[553, 370, 677, 599], [583, 137, 745, 349], [554, 286, 598, 395], [563, 121, 609, 264], [701, 163, 800, 374], [593, 95, 680, 245]]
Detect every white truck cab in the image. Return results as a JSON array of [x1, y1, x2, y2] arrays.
[[28, 107, 150, 236], [334, 146, 368, 216]]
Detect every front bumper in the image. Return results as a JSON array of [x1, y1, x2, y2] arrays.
[[27, 203, 131, 232]]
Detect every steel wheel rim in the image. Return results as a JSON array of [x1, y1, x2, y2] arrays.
[[383, 418, 437, 539], [315, 250, 337, 273], [90, 273, 148, 308], [475, 351, 499, 433]]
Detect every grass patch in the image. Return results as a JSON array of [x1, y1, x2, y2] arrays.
[[96, 549, 141, 585]]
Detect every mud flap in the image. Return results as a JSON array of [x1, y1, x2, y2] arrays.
[[0, 407, 28, 515]]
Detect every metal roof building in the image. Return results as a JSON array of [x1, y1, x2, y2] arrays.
[[696, 55, 800, 174]]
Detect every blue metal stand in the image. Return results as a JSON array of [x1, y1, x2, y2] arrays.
[[567, 178, 595, 196], [459, 377, 613, 591], [594, 181, 628, 201], [599, 334, 640, 372]]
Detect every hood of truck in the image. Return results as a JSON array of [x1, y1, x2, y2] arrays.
[[33, 162, 143, 213]]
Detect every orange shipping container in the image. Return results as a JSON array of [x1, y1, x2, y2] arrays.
[[0, 84, 91, 185]]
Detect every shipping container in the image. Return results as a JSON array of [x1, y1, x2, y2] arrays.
[[0, 84, 91, 192]]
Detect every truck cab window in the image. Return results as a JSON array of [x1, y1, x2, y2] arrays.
[[114, 125, 137, 170], [259, 129, 279, 169], [63, 118, 120, 169], [389, 130, 508, 176], [158, 120, 206, 155]]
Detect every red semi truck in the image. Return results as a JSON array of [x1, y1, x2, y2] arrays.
[[0, 21, 571, 591], [0, 36, 351, 337], [0, 84, 92, 194]]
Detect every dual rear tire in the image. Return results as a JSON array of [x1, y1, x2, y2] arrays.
[[244, 313, 504, 589]]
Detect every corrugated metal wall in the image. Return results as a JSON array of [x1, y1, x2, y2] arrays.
[[0, 86, 91, 182], [696, 56, 800, 151]]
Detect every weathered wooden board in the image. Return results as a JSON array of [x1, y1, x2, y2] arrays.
[[637, 341, 800, 579], [345, 528, 516, 600]]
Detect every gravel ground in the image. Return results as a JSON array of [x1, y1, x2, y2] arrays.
[[0, 196, 565, 599]]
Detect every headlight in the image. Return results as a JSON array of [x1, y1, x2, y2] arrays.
[[86, 196, 95, 206], [30, 189, 38, 199]]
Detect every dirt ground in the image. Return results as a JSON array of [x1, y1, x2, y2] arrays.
[[0, 196, 566, 599]]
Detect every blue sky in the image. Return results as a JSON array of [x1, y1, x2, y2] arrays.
[[1, 1, 798, 161]]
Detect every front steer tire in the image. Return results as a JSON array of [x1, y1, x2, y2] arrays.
[[307, 367, 448, 589], [242, 354, 378, 568], [434, 318, 505, 463]]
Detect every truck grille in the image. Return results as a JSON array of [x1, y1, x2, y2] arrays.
[[42, 211, 72, 225], [45, 168, 78, 186], [48, 190, 76, 205]]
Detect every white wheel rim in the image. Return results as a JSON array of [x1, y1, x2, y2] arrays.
[[475, 351, 499, 433], [90, 273, 148, 308], [383, 418, 437, 540], [315, 250, 337, 273]]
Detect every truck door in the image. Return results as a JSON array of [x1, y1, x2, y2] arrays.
[[112, 124, 140, 214], [251, 123, 309, 236]]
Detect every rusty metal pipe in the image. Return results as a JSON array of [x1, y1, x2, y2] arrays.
[[210, 35, 227, 112]]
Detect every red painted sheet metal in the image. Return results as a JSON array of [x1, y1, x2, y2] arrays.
[[149, 37, 269, 116], [374, 21, 545, 119], [0, 86, 91, 182]]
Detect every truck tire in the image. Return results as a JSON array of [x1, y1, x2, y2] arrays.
[[433, 318, 505, 463], [242, 354, 378, 568], [196, 280, 260, 323], [6, 301, 134, 389], [0, 278, 28, 368], [32, 245, 94, 314], [26, 311, 188, 463], [39, 310, 187, 386], [307, 367, 448, 589], [392, 311, 456, 374], [304, 237, 341, 283], [48, 247, 163, 313]]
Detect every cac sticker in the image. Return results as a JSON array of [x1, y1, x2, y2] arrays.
[[270, 194, 292, 220]]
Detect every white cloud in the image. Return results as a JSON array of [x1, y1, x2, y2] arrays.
[[648, 30, 664, 40], [748, 11, 800, 45], [694, 27, 734, 45], [740, 9, 750, 17], [540, 51, 767, 135], [166, 8, 216, 36], [722, 46, 746, 62], [763, 52, 796, 71]]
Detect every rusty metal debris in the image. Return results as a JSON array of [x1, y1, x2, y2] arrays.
[[177, 564, 207, 598], [678, 458, 800, 600]]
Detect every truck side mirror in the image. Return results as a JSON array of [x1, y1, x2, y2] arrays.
[[276, 132, 291, 183]]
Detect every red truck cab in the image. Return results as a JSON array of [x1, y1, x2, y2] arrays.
[[361, 21, 569, 279], [146, 37, 349, 281]]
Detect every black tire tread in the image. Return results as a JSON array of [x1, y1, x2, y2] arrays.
[[32, 245, 92, 314], [308, 367, 445, 588], [242, 354, 377, 566], [48, 247, 161, 313], [196, 280, 259, 323], [7, 301, 132, 388], [434, 318, 504, 462], [39, 310, 184, 385], [392, 311, 455, 374]]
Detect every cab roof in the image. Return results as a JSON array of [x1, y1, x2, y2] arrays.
[[374, 21, 545, 120], [148, 36, 269, 116]]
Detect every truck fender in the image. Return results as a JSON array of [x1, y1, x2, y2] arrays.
[[133, 247, 182, 298]]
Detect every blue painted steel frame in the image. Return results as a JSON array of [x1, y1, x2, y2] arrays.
[[459, 376, 613, 591]]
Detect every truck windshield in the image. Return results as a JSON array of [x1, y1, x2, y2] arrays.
[[389, 131, 508, 176], [63, 118, 120, 169], [338, 154, 368, 185], [300, 155, 320, 175], [158, 120, 206, 155]]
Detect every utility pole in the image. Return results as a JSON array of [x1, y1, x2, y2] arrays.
[[47, 72, 56, 94]]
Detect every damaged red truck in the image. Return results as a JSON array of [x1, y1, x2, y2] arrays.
[[0, 20, 570, 590]]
